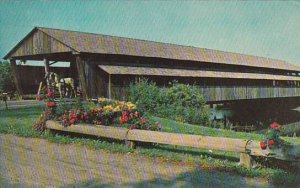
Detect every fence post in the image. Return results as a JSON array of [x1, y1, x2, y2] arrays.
[[239, 152, 256, 168], [125, 140, 136, 149]]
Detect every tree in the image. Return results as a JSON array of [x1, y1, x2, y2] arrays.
[[0, 60, 15, 93]]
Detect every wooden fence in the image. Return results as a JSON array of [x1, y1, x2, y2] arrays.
[[46, 120, 300, 169]]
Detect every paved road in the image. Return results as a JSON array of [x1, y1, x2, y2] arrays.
[[0, 134, 276, 188]]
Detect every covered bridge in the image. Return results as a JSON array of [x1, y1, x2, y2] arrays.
[[4, 27, 300, 102]]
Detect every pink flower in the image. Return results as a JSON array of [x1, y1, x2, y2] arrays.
[[270, 122, 280, 129], [47, 89, 53, 97]]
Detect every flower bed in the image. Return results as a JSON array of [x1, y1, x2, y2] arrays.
[[33, 88, 161, 132]]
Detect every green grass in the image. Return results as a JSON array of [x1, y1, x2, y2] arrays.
[[0, 106, 299, 186], [157, 116, 300, 145]]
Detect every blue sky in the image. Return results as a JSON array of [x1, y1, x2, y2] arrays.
[[0, 0, 300, 66]]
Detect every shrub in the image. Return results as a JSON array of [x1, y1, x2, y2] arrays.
[[128, 79, 209, 126], [0, 61, 15, 94]]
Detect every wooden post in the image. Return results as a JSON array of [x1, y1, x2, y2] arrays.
[[240, 152, 256, 168], [44, 58, 50, 88], [75, 56, 88, 100], [108, 74, 112, 99], [10, 59, 23, 98], [125, 140, 136, 149]]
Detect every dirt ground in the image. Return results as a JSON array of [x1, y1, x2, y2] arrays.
[[0, 134, 277, 188]]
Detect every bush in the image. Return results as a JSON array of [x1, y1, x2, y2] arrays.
[[0, 61, 15, 94], [128, 79, 209, 126]]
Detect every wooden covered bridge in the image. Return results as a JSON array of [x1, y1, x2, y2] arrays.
[[4, 27, 300, 103]]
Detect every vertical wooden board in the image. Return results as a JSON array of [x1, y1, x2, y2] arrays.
[[87, 62, 96, 98], [108, 74, 111, 99], [76, 56, 88, 99], [33, 31, 41, 54]]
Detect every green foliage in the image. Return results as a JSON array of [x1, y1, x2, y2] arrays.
[[128, 78, 209, 126], [0, 61, 15, 93]]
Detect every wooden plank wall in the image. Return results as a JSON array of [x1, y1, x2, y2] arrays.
[[110, 85, 300, 102], [10, 30, 72, 57]]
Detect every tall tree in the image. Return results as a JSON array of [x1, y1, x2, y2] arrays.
[[0, 61, 15, 93]]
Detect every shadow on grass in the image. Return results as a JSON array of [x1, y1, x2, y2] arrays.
[[60, 168, 275, 188], [0, 106, 43, 118], [147, 144, 239, 162], [50, 129, 239, 163]]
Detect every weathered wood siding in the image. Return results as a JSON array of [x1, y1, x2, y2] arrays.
[[110, 85, 300, 102], [10, 30, 73, 57]]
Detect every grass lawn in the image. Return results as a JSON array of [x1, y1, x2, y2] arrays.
[[0, 106, 299, 186], [157, 117, 300, 145]]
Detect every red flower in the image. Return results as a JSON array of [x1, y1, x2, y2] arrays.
[[47, 89, 53, 97], [119, 116, 128, 124], [69, 118, 76, 125], [69, 111, 77, 120], [270, 122, 280, 129], [46, 101, 56, 107], [268, 139, 275, 146], [119, 110, 129, 124], [260, 140, 267, 150]]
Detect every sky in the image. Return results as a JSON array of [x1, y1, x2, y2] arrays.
[[0, 0, 300, 66]]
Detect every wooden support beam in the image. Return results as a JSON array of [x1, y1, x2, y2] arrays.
[[49, 61, 58, 66], [10, 59, 23, 98], [75, 56, 88, 100], [108, 74, 112, 99], [44, 58, 50, 88]]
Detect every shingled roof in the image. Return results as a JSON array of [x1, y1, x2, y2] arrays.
[[5, 27, 300, 72], [99, 65, 300, 81]]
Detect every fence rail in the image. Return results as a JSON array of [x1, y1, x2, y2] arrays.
[[46, 120, 300, 168]]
